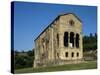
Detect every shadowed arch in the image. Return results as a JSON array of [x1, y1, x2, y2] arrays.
[[70, 32, 74, 47], [64, 32, 68, 47]]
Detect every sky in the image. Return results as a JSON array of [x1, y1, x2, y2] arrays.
[[13, 1, 97, 51]]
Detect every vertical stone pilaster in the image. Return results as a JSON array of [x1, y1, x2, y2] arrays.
[[51, 26, 54, 61], [49, 27, 52, 60], [80, 34, 83, 58], [59, 33, 63, 59], [74, 33, 76, 49]]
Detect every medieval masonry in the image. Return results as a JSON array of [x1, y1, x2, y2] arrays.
[[33, 13, 83, 68]]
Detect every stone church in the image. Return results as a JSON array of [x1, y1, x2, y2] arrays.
[[33, 13, 83, 68]]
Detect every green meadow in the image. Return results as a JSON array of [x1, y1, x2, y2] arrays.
[[15, 61, 97, 74]]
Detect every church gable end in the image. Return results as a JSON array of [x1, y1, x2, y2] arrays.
[[34, 13, 83, 68]]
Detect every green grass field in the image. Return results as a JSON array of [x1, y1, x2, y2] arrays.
[[15, 61, 97, 74]]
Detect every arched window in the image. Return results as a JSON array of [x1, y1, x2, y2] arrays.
[[57, 34, 59, 47], [65, 52, 68, 57], [77, 52, 79, 57], [57, 53, 59, 58], [64, 32, 68, 47], [69, 20, 74, 26], [71, 52, 74, 57], [70, 32, 74, 47], [76, 33, 79, 48]]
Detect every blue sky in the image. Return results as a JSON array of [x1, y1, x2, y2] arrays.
[[13, 1, 97, 51]]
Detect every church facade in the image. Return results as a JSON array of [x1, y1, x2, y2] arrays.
[[33, 13, 83, 68]]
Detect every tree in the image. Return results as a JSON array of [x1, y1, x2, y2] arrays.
[[83, 33, 97, 51], [27, 50, 34, 56], [15, 55, 26, 69], [95, 33, 97, 38], [90, 33, 93, 38], [14, 49, 35, 69]]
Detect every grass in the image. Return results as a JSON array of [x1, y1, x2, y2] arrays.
[[15, 61, 97, 74]]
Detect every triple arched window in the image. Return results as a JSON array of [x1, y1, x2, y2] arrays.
[[64, 32, 80, 48]]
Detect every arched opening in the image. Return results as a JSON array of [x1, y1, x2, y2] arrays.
[[65, 52, 68, 57], [57, 53, 59, 58], [71, 52, 74, 57], [76, 33, 79, 48], [64, 32, 68, 47], [70, 32, 74, 47], [57, 34, 59, 47], [77, 52, 79, 57]]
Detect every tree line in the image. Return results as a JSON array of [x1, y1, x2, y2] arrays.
[[83, 33, 97, 51]]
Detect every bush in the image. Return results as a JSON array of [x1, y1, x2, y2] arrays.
[[14, 50, 34, 69]]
